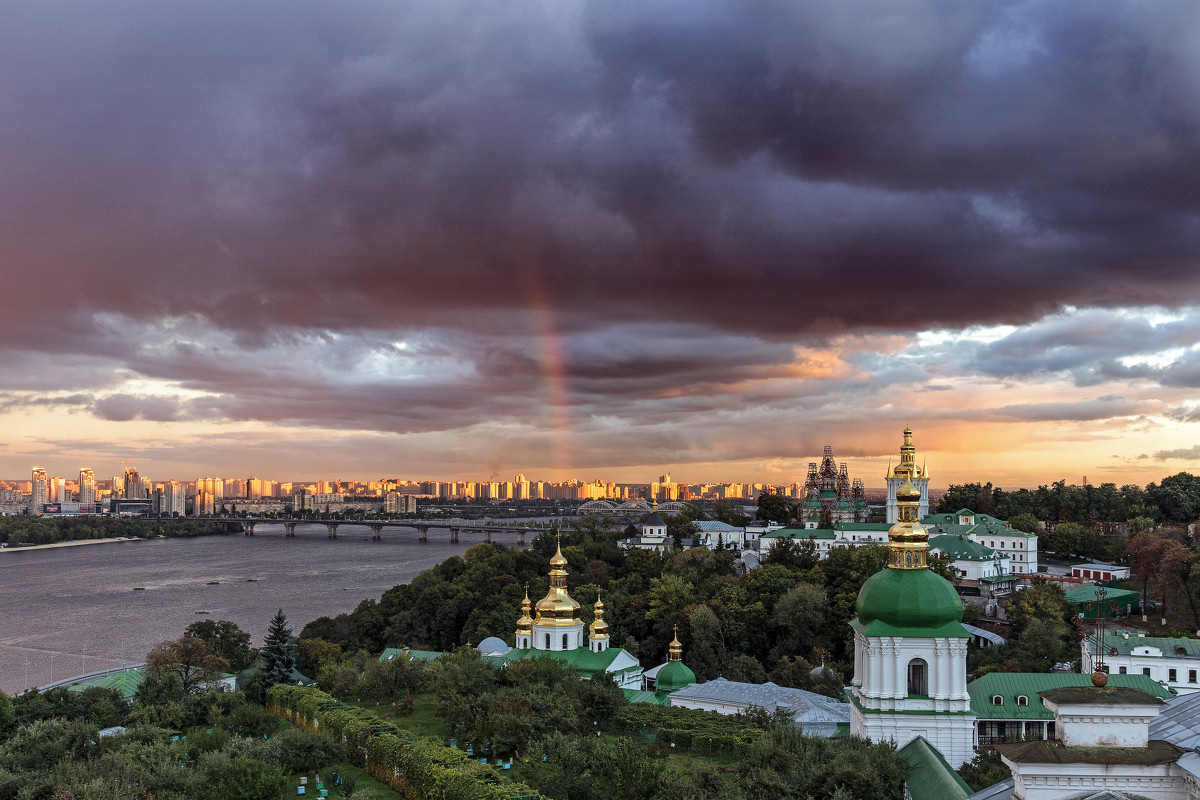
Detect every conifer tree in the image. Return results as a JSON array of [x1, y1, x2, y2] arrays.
[[260, 608, 297, 701]]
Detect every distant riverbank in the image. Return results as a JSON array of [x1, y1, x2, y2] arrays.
[[0, 536, 140, 553]]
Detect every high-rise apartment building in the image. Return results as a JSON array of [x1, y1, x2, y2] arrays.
[[164, 481, 187, 516], [50, 477, 69, 503], [30, 467, 48, 511], [123, 467, 144, 499], [78, 468, 96, 505]]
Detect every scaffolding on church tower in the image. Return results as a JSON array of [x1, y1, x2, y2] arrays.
[[851, 478, 866, 523], [836, 463, 850, 499]]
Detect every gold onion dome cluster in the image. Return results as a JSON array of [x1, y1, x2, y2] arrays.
[[534, 536, 581, 626]]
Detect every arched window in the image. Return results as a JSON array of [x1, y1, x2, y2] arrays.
[[1017, 695, 1029, 706], [991, 695, 1003, 706], [563, 633, 569, 650], [907, 658, 928, 696], [545, 633, 550, 650]]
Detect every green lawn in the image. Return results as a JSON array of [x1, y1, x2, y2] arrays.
[[347, 692, 450, 741]]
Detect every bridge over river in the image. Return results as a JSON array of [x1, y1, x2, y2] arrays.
[[234, 518, 550, 545]]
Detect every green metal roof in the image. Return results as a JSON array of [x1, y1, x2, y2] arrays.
[[967, 672, 1170, 720], [928, 534, 998, 562], [379, 647, 446, 663], [899, 736, 971, 800], [500, 646, 629, 677], [1064, 586, 1138, 605], [853, 568, 970, 639], [656, 660, 696, 693], [69, 668, 146, 700], [1094, 634, 1200, 657], [623, 689, 670, 705], [834, 523, 891, 532], [762, 527, 836, 540]]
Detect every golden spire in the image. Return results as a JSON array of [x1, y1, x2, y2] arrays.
[[887, 478, 929, 570], [668, 625, 683, 662], [922, 457, 928, 480], [885, 456, 892, 481], [892, 423, 921, 479], [589, 590, 609, 638], [550, 532, 568, 568], [516, 582, 533, 634], [534, 533, 581, 627]]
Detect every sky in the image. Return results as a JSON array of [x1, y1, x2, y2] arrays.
[[0, 0, 1198, 488]]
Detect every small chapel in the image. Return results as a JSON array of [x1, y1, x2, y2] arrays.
[[491, 536, 644, 688]]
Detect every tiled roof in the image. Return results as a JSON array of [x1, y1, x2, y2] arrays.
[[967, 672, 1170, 720], [899, 736, 971, 800], [669, 678, 849, 724]]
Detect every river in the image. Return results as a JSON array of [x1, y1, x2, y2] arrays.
[[0, 523, 532, 695]]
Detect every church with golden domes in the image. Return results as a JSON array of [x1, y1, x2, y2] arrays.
[[498, 536, 644, 688]]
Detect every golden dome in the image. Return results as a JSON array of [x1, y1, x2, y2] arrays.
[[668, 625, 683, 662], [534, 534, 581, 627], [516, 583, 533, 634], [589, 591, 609, 638], [888, 478, 930, 570]]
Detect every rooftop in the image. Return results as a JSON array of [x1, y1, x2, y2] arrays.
[[1089, 633, 1200, 657], [967, 672, 1170, 720], [929, 534, 999, 562], [669, 678, 849, 724], [1039, 685, 1164, 707], [994, 738, 1182, 765], [899, 736, 971, 800]]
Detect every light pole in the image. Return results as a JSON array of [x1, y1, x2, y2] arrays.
[[49, 653, 56, 685], [24, 658, 30, 692], [81, 644, 86, 675]]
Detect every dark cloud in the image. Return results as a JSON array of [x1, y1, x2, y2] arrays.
[[0, 1, 1198, 475], [1, 0, 1199, 344]]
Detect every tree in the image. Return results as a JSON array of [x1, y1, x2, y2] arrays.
[[958, 749, 1010, 792], [1008, 512, 1041, 535], [756, 489, 797, 525], [185, 619, 256, 671], [713, 499, 750, 527], [1004, 580, 1074, 642], [259, 609, 297, 701], [146, 635, 230, 696]]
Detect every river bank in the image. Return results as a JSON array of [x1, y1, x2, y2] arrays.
[[0, 536, 141, 553]]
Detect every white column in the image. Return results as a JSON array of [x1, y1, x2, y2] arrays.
[[868, 640, 881, 697]]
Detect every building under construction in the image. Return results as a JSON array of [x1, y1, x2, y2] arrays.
[[801, 445, 868, 524]]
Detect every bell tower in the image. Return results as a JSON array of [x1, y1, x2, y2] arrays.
[[851, 478, 975, 767], [886, 424, 930, 523]]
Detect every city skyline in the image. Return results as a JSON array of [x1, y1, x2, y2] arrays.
[[1, 3, 1198, 487]]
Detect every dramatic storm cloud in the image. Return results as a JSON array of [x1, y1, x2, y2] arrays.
[[0, 0, 1197, 484]]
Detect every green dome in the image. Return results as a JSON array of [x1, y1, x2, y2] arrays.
[[853, 568, 969, 638], [656, 660, 696, 693]]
